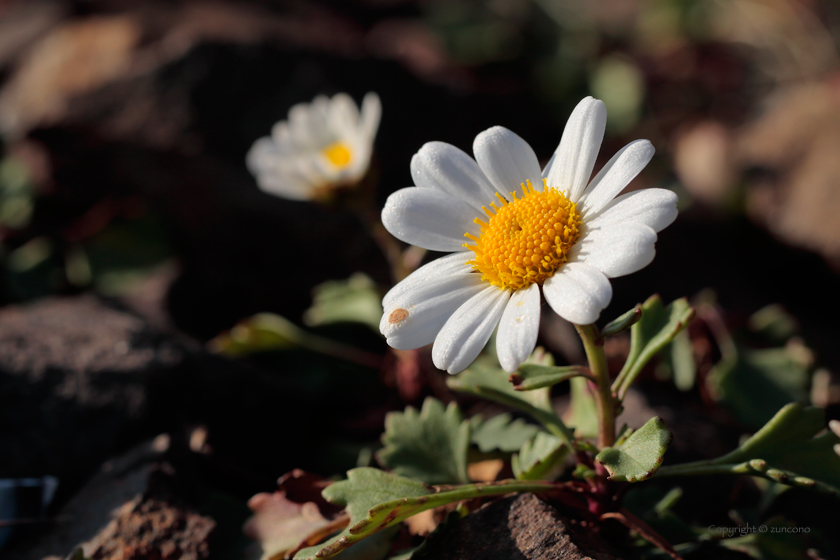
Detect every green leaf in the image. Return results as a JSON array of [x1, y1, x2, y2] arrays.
[[564, 376, 598, 439], [670, 329, 696, 392], [470, 413, 540, 453], [714, 403, 840, 495], [613, 295, 695, 398], [377, 398, 470, 485], [294, 469, 556, 559], [596, 417, 672, 482], [748, 304, 799, 343], [512, 432, 569, 480], [211, 313, 304, 356], [304, 273, 383, 331], [294, 469, 430, 560], [509, 364, 591, 391], [706, 346, 811, 428], [448, 353, 574, 449], [449, 355, 553, 413], [657, 404, 840, 497], [600, 304, 642, 338]]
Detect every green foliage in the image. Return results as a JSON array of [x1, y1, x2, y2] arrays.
[[509, 364, 591, 391], [613, 295, 695, 398], [212, 313, 305, 356], [304, 273, 383, 331], [712, 403, 840, 496], [717, 518, 812, 560], [706, 346, 811, 429], [377, 398, 471, 485], [565, 376, 598, 439], [596, 417, 672, 482], [669, 330, 696, 392], [470, 413, 540, 453], [449, 354, 553, 413], [600, 304, 642, 338], [748, 304, 799, 343], [512, 432, 568, 480], [294, 469, 430, 560], [448, 354, 574, 448], [295, 469, 555, 559]]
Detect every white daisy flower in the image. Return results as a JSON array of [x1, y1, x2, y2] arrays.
[[247, 92, 381, 201], [380, 97, 678, 374]]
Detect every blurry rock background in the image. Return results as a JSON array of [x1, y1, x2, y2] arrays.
[[1, 0, 840, 558]]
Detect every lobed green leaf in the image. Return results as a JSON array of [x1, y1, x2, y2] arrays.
[[377, 398, 471, 485], [596, 417, 672, 482]]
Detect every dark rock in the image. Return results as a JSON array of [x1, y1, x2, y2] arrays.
[[0, 294, 188, 484], [4, 436, 170, 560], [0, 292, 340, 500], [417, 493, 622, 560]]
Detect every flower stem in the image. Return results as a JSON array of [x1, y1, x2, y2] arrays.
[[575, 323, 615, 449]]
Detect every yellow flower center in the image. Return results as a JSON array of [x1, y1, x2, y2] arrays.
[[322, 142, 352, 167], [465, 180, 581, 291]]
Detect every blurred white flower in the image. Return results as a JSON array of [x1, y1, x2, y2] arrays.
[[380, 97, 678, 374], [247, 92, 381, 200]]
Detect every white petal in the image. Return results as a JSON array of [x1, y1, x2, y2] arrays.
[[288, 98, 331, 148], [545, 97, 607, 202], [381, 187, 478, 252], [328, 93, 361, 136], [543, 262, 612, 325], [381, 269, 485, 350], [587, 188, 678, 233], [410, 142, 497, 212], [246, 137, 279, 175], [383, 252, 473, 308], [577, 222, 657, 278], [473, 126, 542, 197], [578, 140, 655, 214], [360, 92, 382, 140], [432, 286, 510, 374], [496, 283, 541, 373]]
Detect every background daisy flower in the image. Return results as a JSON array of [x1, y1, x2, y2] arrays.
[[247, 92, 381, 201], [380, 97, 678, 374]]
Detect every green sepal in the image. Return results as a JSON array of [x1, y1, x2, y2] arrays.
[[509, 364, 592, 391], [377, 398, 470, 485], [600, 304, 642, 338], [596, 417, 672, 482]]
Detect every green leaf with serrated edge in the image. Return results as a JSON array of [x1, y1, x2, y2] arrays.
[[707, 346, 810, 428], [596, 417, 672, 482], [600, 304, 642, 338], [509, 364, 591, 391], [377, 398, 470, 484], [304, 273, 382, 331], [294, 469, 557, 560], [512, 432, 569, 480], [656, 404, 840, 497], [470, 413, 540, 453], [613, 296, 695, 398], [294, 469, 429, 560], [564, 376, 598, 438]]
